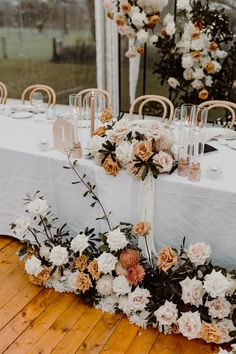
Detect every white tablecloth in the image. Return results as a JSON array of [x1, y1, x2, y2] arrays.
[[1, 100, 236, 267]]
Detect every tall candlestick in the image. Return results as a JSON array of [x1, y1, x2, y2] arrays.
[[90, 91, 95, 136], [182, 126, 189, 160], [193, 131, 199, 164]]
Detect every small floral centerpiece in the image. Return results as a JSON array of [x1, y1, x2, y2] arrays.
[[89, 118, 175, 180], [10, 157, 236, 349]]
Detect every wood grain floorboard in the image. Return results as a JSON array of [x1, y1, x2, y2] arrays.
[[0, 237, 220, 354]]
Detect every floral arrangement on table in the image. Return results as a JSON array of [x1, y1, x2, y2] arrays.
[[103, 0, 174, 56], [106, 0, 236, 105], [11, 156, 236, 349], [89, 118, 176, 180]]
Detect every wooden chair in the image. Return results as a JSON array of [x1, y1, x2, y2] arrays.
[[73, 88, 112, 109], [199, 100, 236, 129], [0, 82, 8, 104], [129, 95, 175, 122], [21, 84, 56, 106]]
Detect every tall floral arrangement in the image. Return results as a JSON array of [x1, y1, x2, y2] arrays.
[[154, 0, 236, 104]]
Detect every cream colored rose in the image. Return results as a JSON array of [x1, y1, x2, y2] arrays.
[[186, 242, 212, 266], [157, 246, 177, 272], [154, 300, 178, 326], [207, 297, 231, 319], [116, 141, 133, 166], [153, 151, 173, 173], [89, 135, 104, 156], [106, 228, 128, 251], [177, 311, 202, 340], [203, 270, 231, 298], [113, 275, 131, 296], [180, 276, 203, 307], [14, 216, 31, 236]]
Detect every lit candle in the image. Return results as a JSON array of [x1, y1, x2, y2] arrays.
[[90, 91, 95, 136]]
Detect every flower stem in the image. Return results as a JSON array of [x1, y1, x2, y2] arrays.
[[28, 228, 41, 247], [67, 156, 112, 231], [39, 216, 52, 240]]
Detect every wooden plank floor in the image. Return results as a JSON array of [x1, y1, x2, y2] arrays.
[[0, 236, 220, 354]]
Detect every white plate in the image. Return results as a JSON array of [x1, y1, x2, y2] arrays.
[[11, 111, 34, 119]]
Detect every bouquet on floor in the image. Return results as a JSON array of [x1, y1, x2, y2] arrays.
[[10, 157, 236, 348], [90, 118, 176, 180]]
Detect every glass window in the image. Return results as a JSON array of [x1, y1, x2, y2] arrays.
[[0, 0, 96, 104]]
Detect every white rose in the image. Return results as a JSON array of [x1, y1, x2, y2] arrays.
[[177, 39, 191, 53], [215, 50, 227, 59], [182, 54, 194, 69], [136, 29, 149, 44], [39, 245, 51, 260], [177, 311, 202, 340], [97, 252, 118, 274], [150, 35, 158, 45], [205, 75, 213, 87], [153, 151, 173, 173], [49, 245, 69, 266], [207, 297, 231, 319], [183, 68, 193, 81], [27, 198, 48, 216], [177, 0, 191, 12], [186, 242, 212, 266], [128, 286, 150, 311], [96, 274, 114, 295], [130, 10, 148, 29], [218, 319, 236, 343], [168, 77, 180, 89], [191, 37, 205, 51], [89, 136, 104, 156], [154, 300, 178, 326], [212, 60, 222, 72], [103, 0, 113, 11], [137, 0, 168, 13], [107, 228, 128, 251], [166, 21, 176, 36], [191, 79, 204, 90], [116, 141, 133, 166], [180, 277, 204, 307], [14, 216, 31, 236], [193, 68, 205, 80], [113, 275, 131, 296], [25, 255, 43, 276], [70, 233, 89, 255], [118, 295, 131, 315], [128, 310, 150, 329], [67, 271, 79, 291], [203, 270, 231, 298]]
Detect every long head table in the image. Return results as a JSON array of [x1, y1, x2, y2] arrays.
[[1, 100, 236, 267]]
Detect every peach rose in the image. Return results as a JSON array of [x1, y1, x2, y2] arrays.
[[191, 31, 200, 40], [87, 260, 101, 281], [198, 89, 209, 100], [115, 15, 125, 26], [133, 221, 151, 236], [120, 3, 132, 14], [157, 246, 177, 272], [137, 47, 145, 55], [106, 12, 114, 20], [99, 108, 113, 124], [149, 14, 160, 26], [133, 141, 153, 161], [204, 62, 215, 74], [28, 267, 51, 286], [92, 126, 107, 137], [76, 272, 92, 293], [126, 162, 143, 180], [28, 274, 44, 286], [201, 322, 225, 344], [153, 151, 173, 173], [115, 261, 128, 276], [75, 255, 89, 272], [103, 156, 120, 176], [209, 42, 218, 51], [192, 51, 201, 59]]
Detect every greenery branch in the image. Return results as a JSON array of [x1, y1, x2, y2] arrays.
[[65, 154, 112, 231]]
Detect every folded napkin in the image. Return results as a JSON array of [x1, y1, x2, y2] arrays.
[[205, 127, 236, 142]]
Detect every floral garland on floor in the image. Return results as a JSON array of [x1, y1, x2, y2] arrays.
[[11, 156, 236, 349], [90, 118, 176, 181]]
